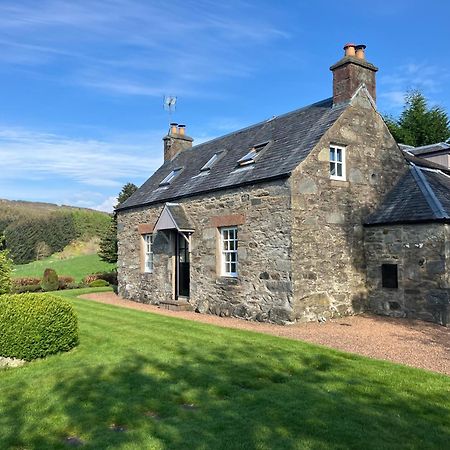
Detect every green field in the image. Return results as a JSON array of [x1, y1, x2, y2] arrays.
[[0, 288, 449, 449], [13, 254, 115, 281]]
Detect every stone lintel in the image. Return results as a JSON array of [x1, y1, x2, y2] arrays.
[[138, 223, 154, 234], [210, 214, 246, 228]]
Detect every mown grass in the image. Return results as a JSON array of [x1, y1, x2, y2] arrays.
[[13, 254, 115, 281], [0, 288, 449, 450]]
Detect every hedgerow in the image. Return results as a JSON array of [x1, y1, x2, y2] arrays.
[[0, 293, 79, 360]]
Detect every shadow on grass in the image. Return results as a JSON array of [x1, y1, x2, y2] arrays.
[[2, 340, 449, 450]]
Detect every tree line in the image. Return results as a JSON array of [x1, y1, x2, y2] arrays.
[[0, 205, 110, 264]]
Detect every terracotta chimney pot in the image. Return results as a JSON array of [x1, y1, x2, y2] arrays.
[[355, 44, 366, 60], [178, 124, 186, 136], [344, 43, 356, 57], [170, 122, 178, 135]]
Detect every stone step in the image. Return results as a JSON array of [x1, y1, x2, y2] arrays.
[[159, 300, 193, 312]]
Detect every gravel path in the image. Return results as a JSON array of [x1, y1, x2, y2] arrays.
[[80, 292, 450, 376]]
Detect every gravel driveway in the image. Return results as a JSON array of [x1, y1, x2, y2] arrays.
[[80, 292, 450, 376]]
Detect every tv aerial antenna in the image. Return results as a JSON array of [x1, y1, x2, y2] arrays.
[[163, 95, 177, 120]]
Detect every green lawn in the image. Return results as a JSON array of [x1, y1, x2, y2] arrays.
[[1, 288, 449, 450], [12, 254, 116, 281]]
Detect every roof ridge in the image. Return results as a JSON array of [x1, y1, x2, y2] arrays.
[[412, 142, 450, 152], [410, 164, 448, 219]]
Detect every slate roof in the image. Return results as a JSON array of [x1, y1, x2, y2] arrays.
[[117, 98, 347, 211], [365, 163, 450, 225], [408, 142, 450, 156], [166, 203, 195, 232], [403, 152, 450, 174]]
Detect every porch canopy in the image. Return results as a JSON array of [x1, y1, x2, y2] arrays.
[[153, 203, 195, 233]]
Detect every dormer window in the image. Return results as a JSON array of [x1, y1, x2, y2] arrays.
[[237, 142, 269, 166], [329, 145, 346, 180], [200, 151, 223, 172], [159, 168, 182, 186]]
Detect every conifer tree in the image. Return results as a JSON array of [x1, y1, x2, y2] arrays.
[[384, 90, 450, 146], [99, 183, 138, 264]]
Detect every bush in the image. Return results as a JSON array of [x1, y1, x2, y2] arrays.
[[12, 284, 42, 294], [89, 279, 110, 288], [0, 293, 79, 360], [0, 245, 12, 295], [83, 271, 117, 286], [65, 282, 82, 290], [41, 268, 59, 292], [12, 277, 42, 287], [58, 276, 75, 290]]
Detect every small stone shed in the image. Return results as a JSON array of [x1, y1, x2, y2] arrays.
[[365, 157, 450, 326]]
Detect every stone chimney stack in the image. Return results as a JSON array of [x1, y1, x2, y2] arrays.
[[163, 123, 193, 162], [330, 43, 378, 105]]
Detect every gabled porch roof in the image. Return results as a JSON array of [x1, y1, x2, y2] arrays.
[[153, 203, 195, 233]]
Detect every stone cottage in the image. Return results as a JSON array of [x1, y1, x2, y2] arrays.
[[117, 43, 449, 326]]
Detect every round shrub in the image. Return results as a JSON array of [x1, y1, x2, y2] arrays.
[[41, 268, 59, 291], [89, 279, 110, 288], [0, 293, 79, 361]]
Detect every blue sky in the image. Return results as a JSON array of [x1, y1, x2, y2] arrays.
[[0, 0, 449, 211]]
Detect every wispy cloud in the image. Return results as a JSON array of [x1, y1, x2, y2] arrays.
[[0, 0, 288, 98], [0, 125, 161, 188], [379, 62, 450, 112]]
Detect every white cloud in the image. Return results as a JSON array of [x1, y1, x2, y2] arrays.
[[379, 62, 450, 112], [0, 1, 288, 98], [94, 195, 117, 213], [0, 125, 162, 187]]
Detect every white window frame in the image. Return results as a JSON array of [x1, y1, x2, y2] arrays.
[[200, 152, 222, 172], [220, 226, 238, 277], [237, 142, 270, 167], [159, 168, 182, 186], [143, 234, 153, 273], [329, 145, 346, 181]]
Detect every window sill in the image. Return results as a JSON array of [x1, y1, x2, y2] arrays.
[[330, 179, 349, 187], [216, 276, 239, 286]]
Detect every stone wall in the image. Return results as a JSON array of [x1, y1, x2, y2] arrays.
[[117, 179, 294, 323], [365, 223, 450, 326], [290, 90, 408, 322]]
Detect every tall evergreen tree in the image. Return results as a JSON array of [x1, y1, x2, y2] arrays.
[[99, 183, 138, 264], [384, 90, 450, 146]]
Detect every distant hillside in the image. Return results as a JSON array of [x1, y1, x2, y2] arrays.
[[0, 199, 111, 264]]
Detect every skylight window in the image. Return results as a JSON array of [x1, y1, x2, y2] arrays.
[[159, 168, 182, 186], [200, 152, 221, 172], [237, 142, 269, 166]]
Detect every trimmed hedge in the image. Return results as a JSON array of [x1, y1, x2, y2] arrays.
[[83, 271, 117, 286], [0, 293, 79, 361], [89, 279, 110, 288]]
